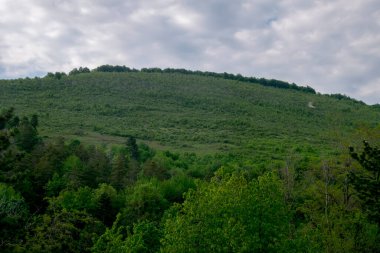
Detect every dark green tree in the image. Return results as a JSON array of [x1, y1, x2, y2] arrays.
[[23, 209, 104, 253], [0, 108, 16, 155], [95, 193, 114, 226], [30, 114, 38, 128], [0, 183, 29, 252], [349, 141, 380, 224], [92, 184, 120, 227], [69, 67, 90, 75], [110, 153, 128, 190], [14, 117, 40, 152], [126, 136, 139, 160], [142, 160, 170, 180], [63, 155, 86, 189], [117, 180, 169, 228], [87, 146, 111, 185], [0, 107, 15, 130]]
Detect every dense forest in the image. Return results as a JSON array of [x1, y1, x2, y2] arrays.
[[0, 108, 379, 252], [0, 68, 379, 252]]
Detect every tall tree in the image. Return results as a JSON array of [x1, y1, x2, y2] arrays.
[[14, 117, 40, 152], [30, 114, 38, 128], [110, 154, 128, 191], [126, 136, 139, 160], [0, 183, 29, 252], [349, 141, 380, 225]]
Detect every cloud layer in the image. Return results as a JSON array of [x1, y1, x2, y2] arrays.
[[1, 0, 379, 104]]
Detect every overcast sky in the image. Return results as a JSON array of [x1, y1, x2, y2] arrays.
[[1, 0, 379, 104]]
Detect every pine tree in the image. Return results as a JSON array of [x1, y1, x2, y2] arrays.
[[110, 154, 128, 190], [349, 141, 380, 225], [126, 136, 139, 160], [15, 117, 40, 152]]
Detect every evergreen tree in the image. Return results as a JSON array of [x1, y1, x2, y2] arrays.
[[96, 193, 114, 226], [110, 153, 128, 190], [87, 146, 111, 185], [0, 107, 15, 130], [15, 117, 40, 152], [0, 108, 16, 153], [126, 136, 139, 160], [349, 141, 380, 225], [30, 114, 38, 128], [63, 155, 86, 189]]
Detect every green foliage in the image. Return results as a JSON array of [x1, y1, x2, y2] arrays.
[[0, 107, 15, 130], [0, 183, 29, 251], [94, 64, 136, 73], [160, 173, 196, 202], [292, 158, 380, 253], [91, 219, 127, 253], [50, 183, 122, 227], [138, 143, 156, 163], [327, 93, 365, 104], [117, 179, 169, 228], [63, 155, 86, 188], [93, 184, 121, 226], [14, 116, 40, 152], [0, 183, 28, 221], [51, 187, 96, 212], [141, 160, 170, 180], [137, 67, 316, 93], [69, 67, 91, 75], [126, 136, 139, 160], [1, 71, 378, 161], [23, 209, 104, 253], [161, 172, 292, 252], [0, 108, 15, 169], [92, 217, 161, 253], [45, 72, 67, 80], [124, 220, 161, 253], [0, 67, 379, 253], [349, 141, 380, 225], [45, 173, 67, 197], [110, 153, 128, 190], [91, 65, 315, 93], [87, 145, 111, 185], [0, 183, 26, 220], [30, 114, 38, 128]]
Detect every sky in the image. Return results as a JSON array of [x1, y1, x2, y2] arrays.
[[1, 0, 379, 104]]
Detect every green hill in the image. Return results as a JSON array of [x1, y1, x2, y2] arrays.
[[0, 70, 379, 160], [1, 68, 380, 252]]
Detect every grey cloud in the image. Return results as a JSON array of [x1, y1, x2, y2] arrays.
[[0, 0, 379, 104]]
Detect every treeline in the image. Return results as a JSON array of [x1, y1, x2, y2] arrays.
[[326, 93, 365, 105], [1, 108, 379, 252], [45, 65, 316, 94]]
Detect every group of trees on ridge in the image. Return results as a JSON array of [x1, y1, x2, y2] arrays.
[[1, 107, 379, 252], [45, 65, 317, 94], [42, 65, 374, 105]]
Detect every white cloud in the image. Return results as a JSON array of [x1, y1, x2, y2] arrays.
[[0, 0, 379, 104], [355, 78, 380, 104]]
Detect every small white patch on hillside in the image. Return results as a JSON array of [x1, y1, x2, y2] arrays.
[[308, 102, 316, 108]]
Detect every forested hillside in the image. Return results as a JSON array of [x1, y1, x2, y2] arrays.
[[0, 68, 379, 252], [0, 69, 378, 158]]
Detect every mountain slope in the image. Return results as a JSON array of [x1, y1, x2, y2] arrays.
[[0, 71, 379, 159]]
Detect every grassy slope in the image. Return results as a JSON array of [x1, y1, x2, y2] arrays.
[[1, 72, 379, 161]]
